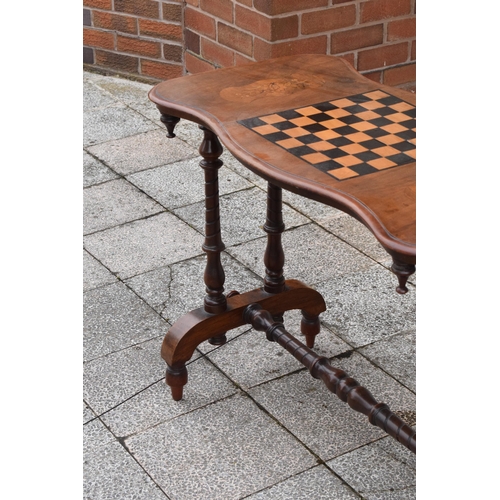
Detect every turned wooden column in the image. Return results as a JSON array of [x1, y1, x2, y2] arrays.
[[199, 126, 228, 345], [264, 183, 286, 295]]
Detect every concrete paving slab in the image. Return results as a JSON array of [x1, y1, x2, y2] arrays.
[[227, 223, 375, 285], [249, 352, 415, 460], [206, 309, 352, 390], [124, 252, 262, 323], [315, 265, 416, 347], [83, 281, 168, 361], [246, 465, 361, 499], [170, 118, 203, 148], [174, 187, 309, 247], [85, 73, 160, 123], [322, 213, 391, 264], [377, 434, 416, 471], [126, 393, 317, 500], [83, 418, 116, 453], [83, 212, 204, 279], [83, 336, 167, 415], [101, 356, 238, 437], [282, 189, 341, 224], [220, 150, 268, 189], [83, 250, 117, 291], [83, 101, 157, 147], [83, 79, 118, 110], [83, 401, 97, 424], [127, 157, 252, 209], [83, 178, 163, 234], [83, 150, 119, 188], [359, 330, 416, 392], [327, 439, 416, 499], [84, 438, 167, 500], [87, 128, 199, 176]]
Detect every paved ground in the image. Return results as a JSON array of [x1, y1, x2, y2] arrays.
[[83, 70, 416, 500]]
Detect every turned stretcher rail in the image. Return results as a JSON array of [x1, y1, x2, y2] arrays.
[[243, 303, 416, 453]]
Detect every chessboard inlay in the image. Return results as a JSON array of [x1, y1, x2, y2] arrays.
[[238, 90, 416, 181]]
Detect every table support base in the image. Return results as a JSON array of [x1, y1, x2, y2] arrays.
[[243, 303, 416, 454], [161, 279, 326, 401]]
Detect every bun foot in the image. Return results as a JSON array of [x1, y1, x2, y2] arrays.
[[391, 261, 416, 295], [166, 363, 188, 401]]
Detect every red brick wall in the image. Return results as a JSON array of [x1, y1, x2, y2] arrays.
[[84, 0, 416, 88], [83, 0, 184, 81]]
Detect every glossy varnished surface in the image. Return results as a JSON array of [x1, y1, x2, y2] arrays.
[[149, 54, 416, 264]]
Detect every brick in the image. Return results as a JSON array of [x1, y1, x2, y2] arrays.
[[254, 0, 328, 16], [201, 0, 233, 23], [236, 0, 253, 6], [411, 40, 416, 60], [140, 59, 183, 79], [234, 52, 253, 66], [387, 17, 416, 41], [302, 5, 356, 35], [362, 70, 382, 83], [139, 19, 182, 41], [162, 3, 182, 22], [83, 0, 111, 9], [202, 37, 235, 67], [185, 7, 216, 39], [114, 0, 159, 19], [254, 35, 327, 61], [163, 43, 183, 62], [361, 0, 412, 23], [358, 42, 409, 71], [117, 35, 161, 57], [383, 63, 416, 86], [218, 22, 253, 56], [83, 47, 94, 64], [185, 51, 216, 74], [339, 53, 355, 68], [331, 24, 383, 53], [184, 29, 201, 54], [95, 50, 139, 73], [93, 12, 137, 35], [83, 28, 115, 50], [83, 9, 91, 27], [185, 0, 199, 6], [235, 6, 298, 42]]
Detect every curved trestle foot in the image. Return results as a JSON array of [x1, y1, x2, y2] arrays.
[[161, 279, 326, 400]]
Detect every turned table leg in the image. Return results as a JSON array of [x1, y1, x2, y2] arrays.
[[160, 128, 326, 401], [199, 126, 228, 345], [263, 183, 285, 324], [263, 183, 320, 347], [164, 125, 228, 399]]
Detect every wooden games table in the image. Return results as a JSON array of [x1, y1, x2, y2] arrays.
[[149, 54, 416, 453]]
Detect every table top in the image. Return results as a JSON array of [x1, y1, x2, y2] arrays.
[[149, 54, 416, 265]]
